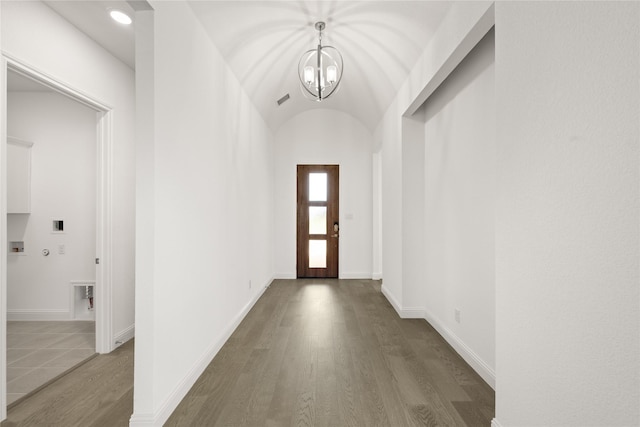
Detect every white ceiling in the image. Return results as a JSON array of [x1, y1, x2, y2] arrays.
[[42, 0, 453, 131], [43, 1, 136, 69]]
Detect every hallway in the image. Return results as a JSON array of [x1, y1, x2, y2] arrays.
[[3, 280, 493, 426], [167, 279, 494, 426]]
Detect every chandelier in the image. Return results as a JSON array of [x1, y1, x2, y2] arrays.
[[298, 21, 343, 101]]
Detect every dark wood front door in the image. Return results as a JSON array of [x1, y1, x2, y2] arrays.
[[296, 165, 339, 278]]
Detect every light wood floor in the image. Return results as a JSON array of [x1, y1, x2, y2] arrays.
[[3, 279, 494, 426], [167, 279, 494, 426]]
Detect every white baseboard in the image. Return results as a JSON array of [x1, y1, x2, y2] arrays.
[[380, 285, 495, 389], [7, 309, 69, 321], [399, 307, 427, 318], [339, 273, 372, 279], [274, 273, 377, 280], [380, 285, 426, 318], [114, 324, 134, 347], [491, 418, 503, 427], [423, 310, 495, 389], [129, 278, 271, 427], [381, 284, 401, 313], [128, 414, 155, 426], [372, 272, 382, 280]]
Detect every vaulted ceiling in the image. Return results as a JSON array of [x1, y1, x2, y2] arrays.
[[42, 1, 453, 131]]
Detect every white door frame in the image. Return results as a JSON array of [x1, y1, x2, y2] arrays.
[[0, 55, 115, 418]]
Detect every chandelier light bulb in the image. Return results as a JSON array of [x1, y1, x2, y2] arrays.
[[326, 65, 337, 84], [304, 66, 315, 85]]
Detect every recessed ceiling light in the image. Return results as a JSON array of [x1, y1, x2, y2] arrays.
[[110, 10, 132, 25]]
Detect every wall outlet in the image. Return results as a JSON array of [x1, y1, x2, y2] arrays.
[[455, 309, 461, 323], [58, 244, 65, 255]]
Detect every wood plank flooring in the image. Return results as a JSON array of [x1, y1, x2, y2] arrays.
[[166, 279, 494, 426], [2, 279, 494, 426]]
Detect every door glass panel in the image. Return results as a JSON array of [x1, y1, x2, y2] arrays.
[[309, 206, 327, 234], [309, 240, 327, 268], [309, 173, 327, 201]]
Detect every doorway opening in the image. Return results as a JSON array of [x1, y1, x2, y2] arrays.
[[1, 58, 114, 417], [296, 165, 339, 278], [5, 69, 98, 406]]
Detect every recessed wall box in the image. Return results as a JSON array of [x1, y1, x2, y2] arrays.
[[52, 219, 64, 233], [9, 241, 25, 254]]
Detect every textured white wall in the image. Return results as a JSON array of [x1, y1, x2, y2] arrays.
[[376, 3, 495, 388], [376, 1, 494, 311], [495, 2, 639, 425], [132, 2, 274, 423], [421, 28, 495, 382], [274, 109, 373, 279], [7, 91, 95, 319]]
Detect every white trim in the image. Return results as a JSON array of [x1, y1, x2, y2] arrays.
[[339, 273, 372, 279], [491, 418, 504, 427], [381, 284, 402, 313], [0, 53, 8, 421], [128, 414, 156, 426], [372, 272, 382, 280], [94, 109, 114, 353], [7, 309, 69, 321], [423, 310, 495, 389], [399, 307, 427, 319], [380, 284, 496, 389], [130, 279, 271, 427], [380, 285, 426, 318], [114, 324, 134, 347], [274, 272, 296, 279], [3, 54, 112, 112]]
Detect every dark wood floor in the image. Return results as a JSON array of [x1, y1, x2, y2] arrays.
[[2, 279, 494, 426], [167, 279, 494, 426]]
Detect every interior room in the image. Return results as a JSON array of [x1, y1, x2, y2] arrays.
[[5, 71, 98, 405], [0, 1, 638, 426]]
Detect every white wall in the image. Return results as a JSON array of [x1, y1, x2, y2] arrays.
[[274, 109, 373, 279], [400, 114, 426, 311], [7, 91, 96, 320], [1, 0, 135, 347], [376, 2, 495, 387], [421, 28, 495, 380], [494, 2, 639, 426], [376, 2, 494, 310], [131, 2, 274, 424]]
